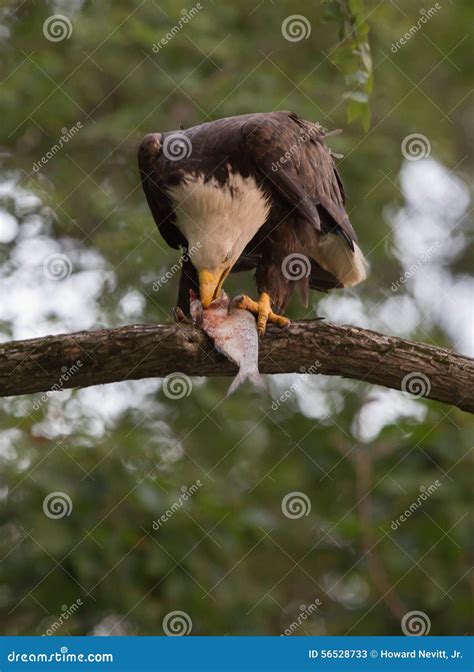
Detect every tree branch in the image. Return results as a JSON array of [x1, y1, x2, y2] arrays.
[[1, 321, 472, 412]]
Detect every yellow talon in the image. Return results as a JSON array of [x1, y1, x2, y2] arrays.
[[232, 292, 290, 336]]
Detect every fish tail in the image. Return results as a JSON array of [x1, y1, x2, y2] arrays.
[[226, 369, 265, 397], [249, 371, 266, 391]]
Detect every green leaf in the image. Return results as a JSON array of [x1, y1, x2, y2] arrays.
[[324, 0, 372, 132], [346, 98, 371, 130], [345, 90, 369, 103], [346, 69, 370, 86]]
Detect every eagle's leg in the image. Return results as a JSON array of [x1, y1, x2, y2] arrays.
[[232, 292, 290, 336], [174, 255, 199, 322]]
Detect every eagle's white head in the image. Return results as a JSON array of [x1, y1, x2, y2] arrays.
[[168, 172, 270, 307]]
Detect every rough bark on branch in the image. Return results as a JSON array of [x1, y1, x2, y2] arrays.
[[0, 321, 472, 413]]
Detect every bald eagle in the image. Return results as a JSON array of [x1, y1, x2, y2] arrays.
[[138, 111, 367, 334]]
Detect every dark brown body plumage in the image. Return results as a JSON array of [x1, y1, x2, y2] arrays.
[[138, 111, 362, 314]]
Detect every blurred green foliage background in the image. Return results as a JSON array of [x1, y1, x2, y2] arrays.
[[0, 0, 472, 636]]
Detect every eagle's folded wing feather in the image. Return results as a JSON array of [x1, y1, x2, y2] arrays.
[[242, 112, 358, 248]]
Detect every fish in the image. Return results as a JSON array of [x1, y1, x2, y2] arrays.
[[190, 290, 265, 396]]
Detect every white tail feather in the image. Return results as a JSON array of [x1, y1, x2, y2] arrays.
[[312, 234, 368, 287]]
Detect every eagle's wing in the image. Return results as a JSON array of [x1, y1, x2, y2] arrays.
[[232, 253, 260, 272], [242, 112, 358, 247], [137, 134, 187, 250]]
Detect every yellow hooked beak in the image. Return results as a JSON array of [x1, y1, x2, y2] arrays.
[[199, 266, 230, 308]]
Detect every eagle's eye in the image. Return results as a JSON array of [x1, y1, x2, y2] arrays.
[[224, 252, 231, 262]]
